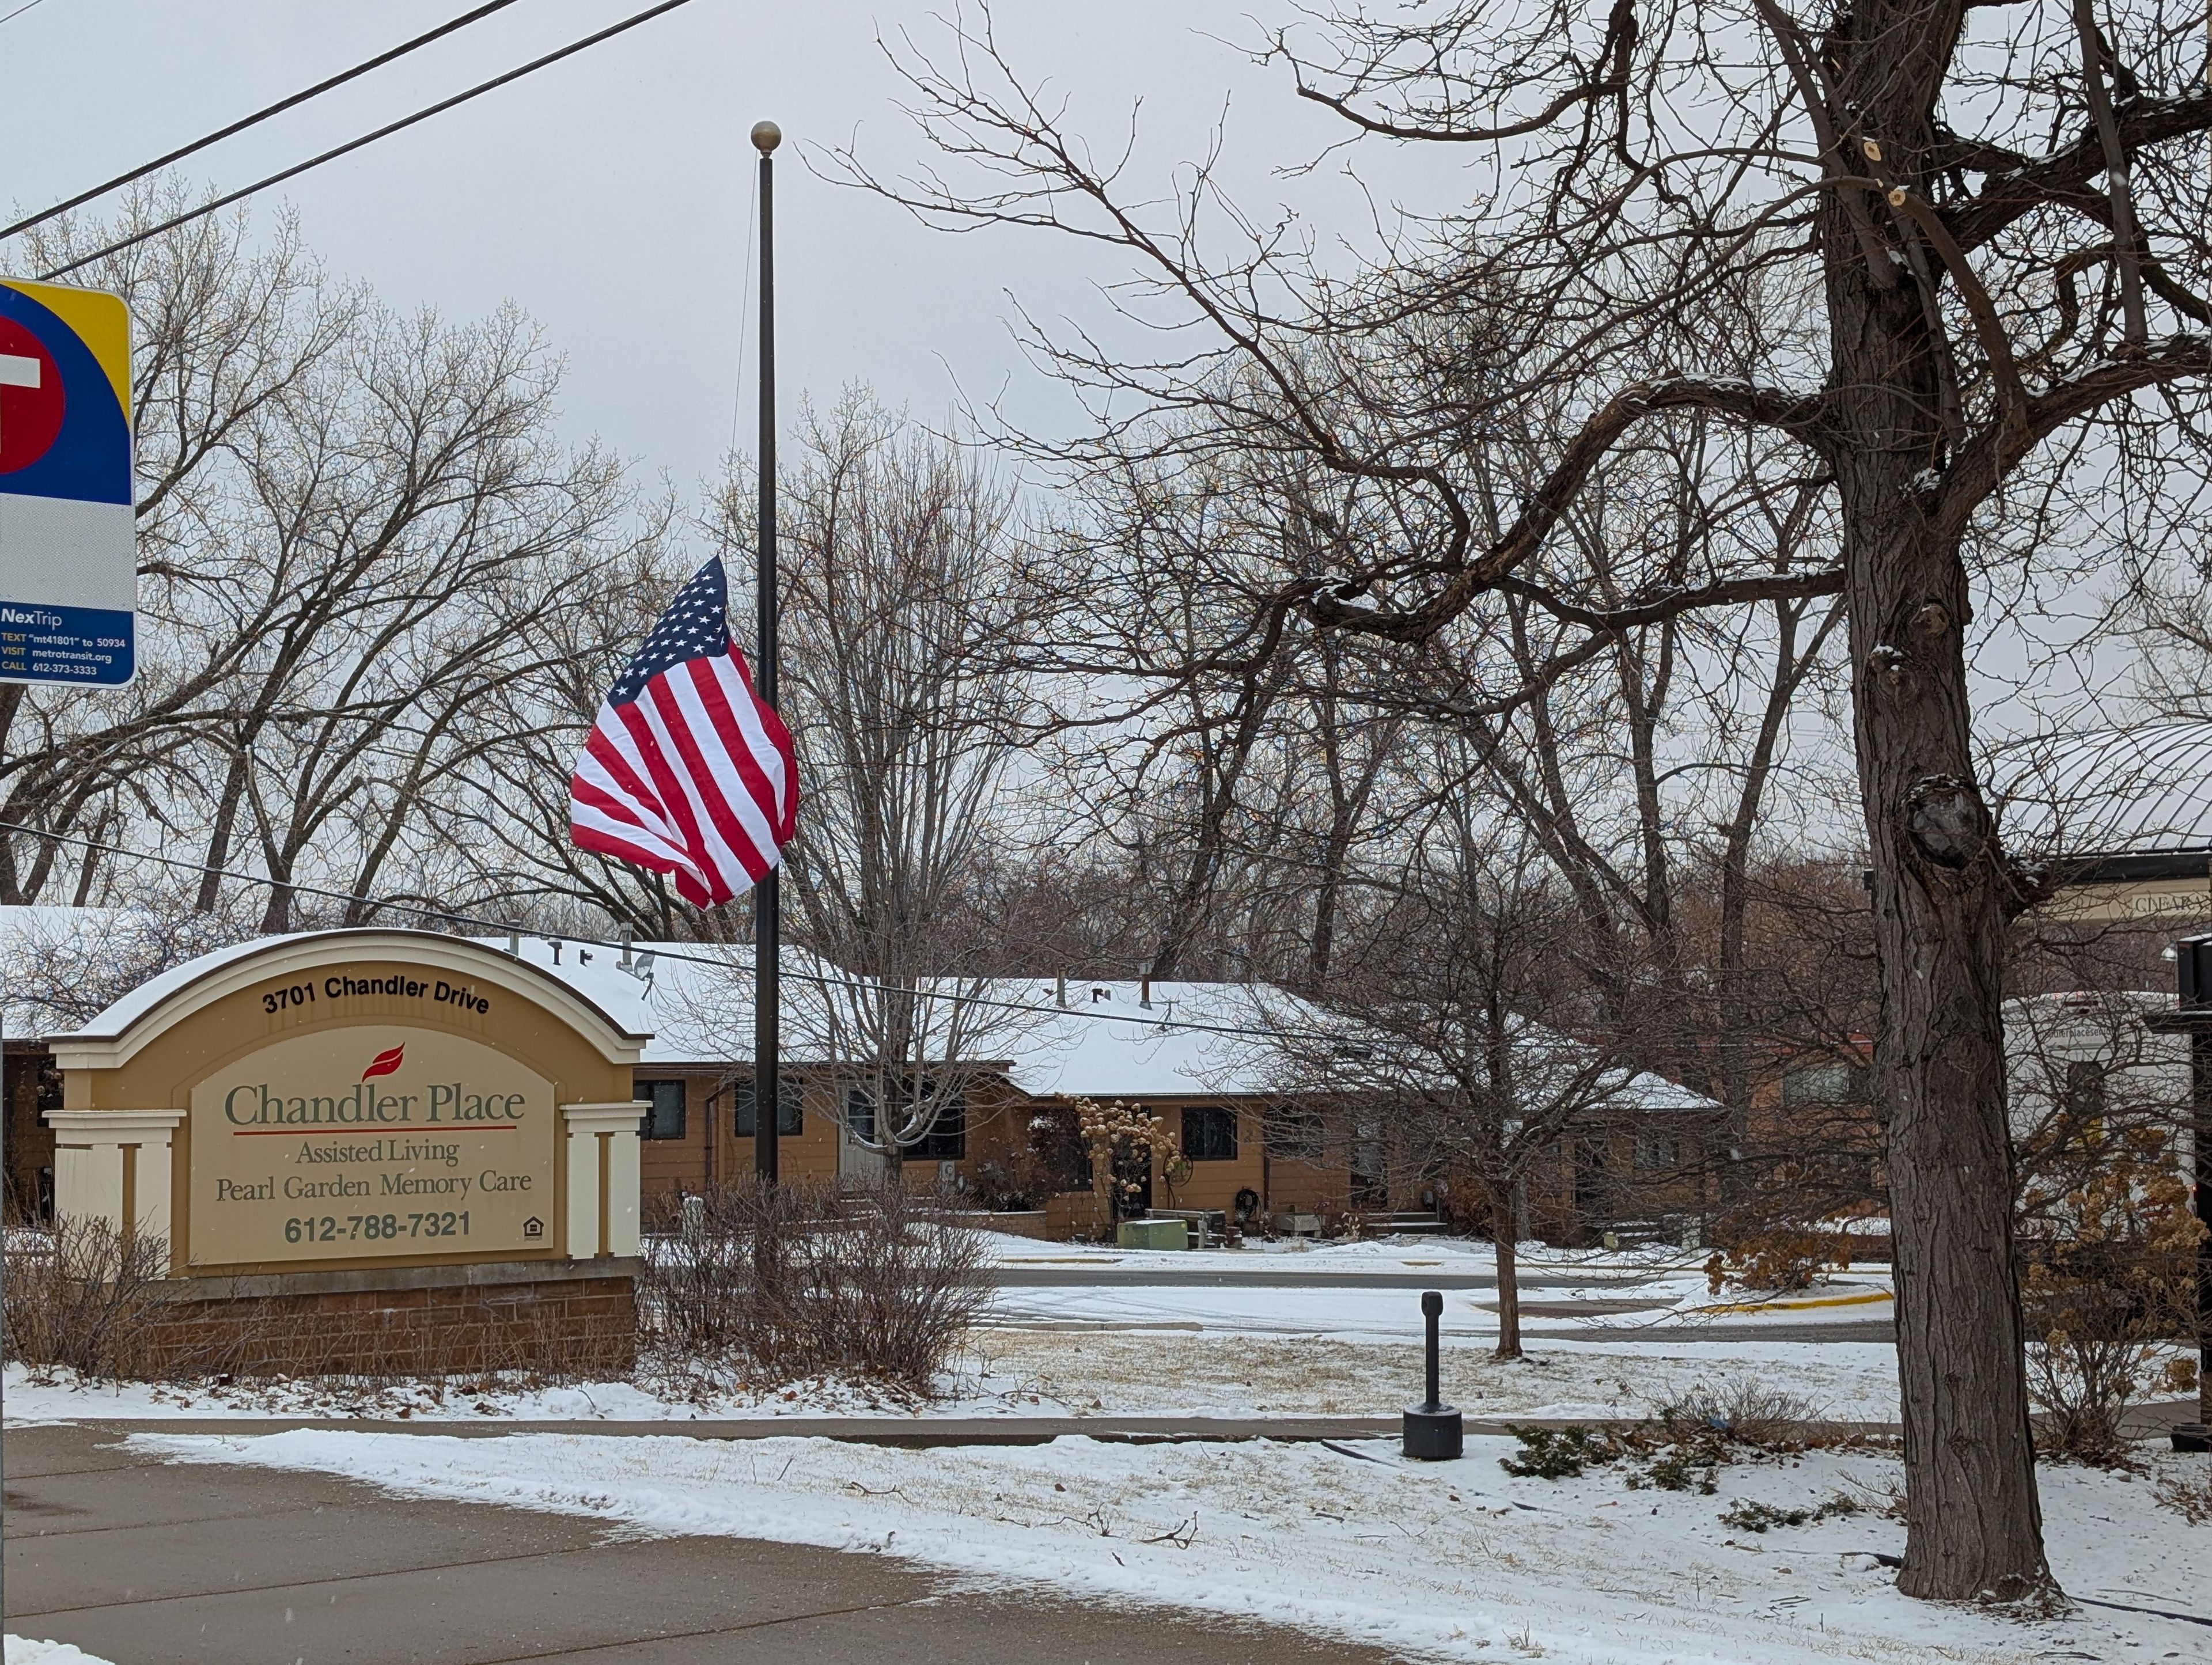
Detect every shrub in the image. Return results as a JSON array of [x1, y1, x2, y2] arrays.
[[639, 1178, 988, 1393], [1660, 1380, 1820, 1449], [1718, 1493, 1863, 1533], [3, 1219, 172, 1379], [1706, 1224, 1847, 1295], [1718, 1499, 1813, 1531], [2155, 1466, 2212, 1526], [1502, 1379, 1834, 1496], [1499, 1425, 1627, 1479], [1073, 1098, 1187, 1218], [2018, 1127, 2205, 1465]]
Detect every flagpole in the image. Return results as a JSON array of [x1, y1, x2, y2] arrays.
[[751, 117, 781, 1185]]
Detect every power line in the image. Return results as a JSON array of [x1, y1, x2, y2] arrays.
[[0, 818, 1344, 1050], [2, 0, 527, 243], [35, 0, 700, 281], [0, 0, 52, 26]]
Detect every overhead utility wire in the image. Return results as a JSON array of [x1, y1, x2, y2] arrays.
[[0, 819, 1352, 1050], [35, 0, 699, 281], [0, 0, 51, 27], [2, 0, 527, 243]]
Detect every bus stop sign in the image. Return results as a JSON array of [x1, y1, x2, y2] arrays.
[[0, 276, 134, 686]]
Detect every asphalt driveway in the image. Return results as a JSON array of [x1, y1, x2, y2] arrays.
[[3, 1422, 1406, 1664]]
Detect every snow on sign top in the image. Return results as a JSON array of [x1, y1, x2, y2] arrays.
[[0, 275, 135, 687]]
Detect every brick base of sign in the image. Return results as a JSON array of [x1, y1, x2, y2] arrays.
[[142, 1258, 639, 1379]]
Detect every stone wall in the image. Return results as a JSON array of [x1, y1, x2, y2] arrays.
[[142, 1258, 637, 1379]]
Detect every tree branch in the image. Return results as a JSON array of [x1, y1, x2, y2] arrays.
[[1935, 333, 2212, 541], [1308, 377, 1826, 642], [1945, 90, 2212, 253], [1493, 565, 1844, 634], [1285, 0, 1639, 144]]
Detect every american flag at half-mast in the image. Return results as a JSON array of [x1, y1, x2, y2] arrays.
[[569, 557, 796, 907]]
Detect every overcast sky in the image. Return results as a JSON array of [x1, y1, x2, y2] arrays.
[[0, 0, 1459, 496], [0, 0, 2137, 753]]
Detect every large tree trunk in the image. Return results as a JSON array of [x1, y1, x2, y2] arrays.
[[1830, 127, 2051, 1590], [1848, 523, 2047, 1602]]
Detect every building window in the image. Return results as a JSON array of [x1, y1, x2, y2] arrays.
[[637, 1079, 687, 1141], [735, 1079, 804, 1137], [1634, 1132, 1681, 1171], [1267, 1106, 1325, 1162], [1781, 1060, 1866, 1109], [914, 1090, 967, 1161], [846, 1080, 966, 1159], [845, 1084, 877, 1146], [1182, 1106, 1238, 1161]]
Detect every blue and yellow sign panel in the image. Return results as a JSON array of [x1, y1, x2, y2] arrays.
[[0, 276, 134, 686]]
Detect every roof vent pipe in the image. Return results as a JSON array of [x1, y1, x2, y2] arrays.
[[1140, 977, 1152, 1008], [621, 928, 634, 972], [1055, 974, 1067, 1008], [506, 927, 520, 957]]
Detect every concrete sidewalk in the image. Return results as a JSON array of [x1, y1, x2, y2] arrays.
[[3, 1423, 1400, 1664]]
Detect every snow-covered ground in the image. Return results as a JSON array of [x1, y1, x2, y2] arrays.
[[970, 1330, 1903, 1421], [982, 1231, 1699, 1276], [5, 1639, 116, 1665], [2, 1241, 1903, 1425], [132, 1425, 2212, 1664], [2, 1334, 1902, 1425]]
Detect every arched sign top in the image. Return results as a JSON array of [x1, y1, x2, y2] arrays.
[[50, 928, 654, 1073]]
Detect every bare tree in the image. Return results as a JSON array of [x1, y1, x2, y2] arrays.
[[1, 190, 670, 938], [733, 393, 1041, 1167], [202, 303, 641, 931], [838, 0, 2212, 1595], [2, 191, 355, 905], [1278, 780, 1676, 1357]]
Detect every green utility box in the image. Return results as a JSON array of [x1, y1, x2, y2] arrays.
[[1116, 1216, 1190, 1250]]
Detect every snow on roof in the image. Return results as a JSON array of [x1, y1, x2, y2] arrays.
[[488, 935, 733, 1068], [957, 980, 1723, 1113], [487, 935, 838, 1070], [11, 909, 1724, 1115], [1997, 720, 2212, 858], [46, 930, 315, 1041], [2, 905, 173, 1037], [987, 980, 1317, 1100]]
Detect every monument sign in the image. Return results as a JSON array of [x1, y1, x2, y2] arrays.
[[43, 930, 653, 1372], [189, 1024, 558, 1266]]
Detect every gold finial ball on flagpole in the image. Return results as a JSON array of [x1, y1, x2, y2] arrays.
[[751, 120, 782, 155]]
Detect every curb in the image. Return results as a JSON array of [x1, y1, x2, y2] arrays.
[[1687, 1289, 1895, 1317]]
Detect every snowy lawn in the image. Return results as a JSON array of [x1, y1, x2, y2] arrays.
[[5, 1333, 1902, 1425], [966, 1330, 1903, 1421], [1, 1238, 1901, 1425], [132, 1425, 2211, 1664]]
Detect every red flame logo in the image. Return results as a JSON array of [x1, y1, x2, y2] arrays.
[[361, 1044, 406, 1082]]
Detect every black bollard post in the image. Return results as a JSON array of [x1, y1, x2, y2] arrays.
[[1424, 1290, 1442, 1409], [1402, 1289, 1464, 1460]]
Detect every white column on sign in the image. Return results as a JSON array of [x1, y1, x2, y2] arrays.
[[46, 1109, 187, 1261], [559, 1102, 647, 1260]]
